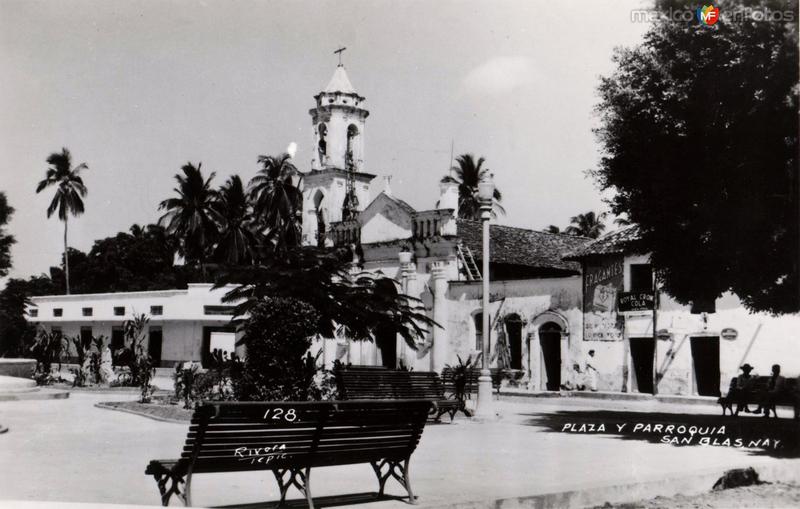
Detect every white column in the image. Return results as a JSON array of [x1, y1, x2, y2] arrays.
[[399, 257, 418, 369], [430, 261, 449, 373]]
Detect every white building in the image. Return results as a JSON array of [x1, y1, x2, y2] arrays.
[[27, 284, 242, 367], [565, 227, 800, 395]]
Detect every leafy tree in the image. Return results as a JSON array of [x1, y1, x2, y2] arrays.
[[35, 148, 88, 294], [441, 154, 504, 220], [565, 211, 606, 239], [212, 175, 257, 265], [544, 225, 561, 234], [47, 225, 194, 294], [235, 298, 323, 401], [593, 0, 799, 313], [248, 153, 303, 256], [0, 192, 14, 277], [158, 163, 219, 277], [0, 275, 56, 357]]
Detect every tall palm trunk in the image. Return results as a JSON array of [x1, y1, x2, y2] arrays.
[[63, 215, 70, 295]]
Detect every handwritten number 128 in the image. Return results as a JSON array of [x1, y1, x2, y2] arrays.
[[263, 408, 298, 422]]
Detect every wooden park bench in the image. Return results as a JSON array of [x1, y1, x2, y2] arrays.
[[718, 376, 798, 417], [335, 366, 464, 422], [145, 399, 432, 508], [440, 367, 503, 398]]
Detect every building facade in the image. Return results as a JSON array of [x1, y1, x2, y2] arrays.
[[28, 284, 242, 368], [566, 227, 800, 396]]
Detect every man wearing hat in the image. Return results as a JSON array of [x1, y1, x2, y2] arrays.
[[734, 363, 755, 415]]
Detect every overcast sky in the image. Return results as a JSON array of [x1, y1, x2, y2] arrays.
[[0, 0, 651, 282]]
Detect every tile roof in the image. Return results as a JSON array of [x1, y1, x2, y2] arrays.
[[384, 193, 416, 216], [456, 219, 588, 272], [563, 225, 641, 260]]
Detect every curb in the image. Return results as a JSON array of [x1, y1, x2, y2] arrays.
[[498, 390, 720, 406], [0, 389, 70, 401], [416, 458, 800, 509], [94, 402, 189, 425]]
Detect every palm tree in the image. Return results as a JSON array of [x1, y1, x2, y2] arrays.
[[441, 154, 504, 220], [35, 148, 88, 294], [158, 163, 219, 277], [613, 214, 632, 227], [212, 175, 256, 265], [565, 211, 607, 239], [248, 153, 303, 257]]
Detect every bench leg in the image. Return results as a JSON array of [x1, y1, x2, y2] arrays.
[[151, 471, 187, 506], [370, 457, 417, 504], [274, 468, 313, 509]]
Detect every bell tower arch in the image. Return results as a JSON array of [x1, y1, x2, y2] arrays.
[[302, 62, 375, 246]]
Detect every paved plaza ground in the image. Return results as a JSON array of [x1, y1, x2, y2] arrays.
[[1, 392, 800, 508]]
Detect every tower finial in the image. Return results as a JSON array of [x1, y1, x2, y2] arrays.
[[334, 47, 347, 66]]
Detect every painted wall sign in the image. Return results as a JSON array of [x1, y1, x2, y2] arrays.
[[618, 292, 655, 312], [583, 255, 624, 341], [721, 327, 738, 340]]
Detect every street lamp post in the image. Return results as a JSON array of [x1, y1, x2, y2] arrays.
[[474, 175, 495, 418]]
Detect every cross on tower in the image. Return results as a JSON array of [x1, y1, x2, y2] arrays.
[[334, 47, 346, 66]]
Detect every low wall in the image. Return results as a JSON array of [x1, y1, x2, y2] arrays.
[[0, 358, 36, 378]]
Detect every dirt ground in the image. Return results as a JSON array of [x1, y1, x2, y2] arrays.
[[593, 482, 800, 508]]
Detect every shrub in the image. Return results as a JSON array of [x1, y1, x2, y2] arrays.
[[114, 313, 155, 402], [235, 297, 322, 401], [89, 335, 106, 384], [69, 334, 93, 387], [29, 328, 67, 385], [444, 354, 481, 407], [173, 363, 199, 409]]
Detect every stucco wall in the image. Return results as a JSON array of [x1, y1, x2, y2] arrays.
[[580, 252, 800, 395], [447, 276, 583, 389], [41, 320, 238, 367]]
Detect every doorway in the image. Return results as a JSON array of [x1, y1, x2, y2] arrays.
[[630, 337, 655, 394], [375, 280, 398, 368], [539, 322, 562, 391], [149, 328, 163, 367], [505, 314, 523, 370], [690, 336, 720, 396]]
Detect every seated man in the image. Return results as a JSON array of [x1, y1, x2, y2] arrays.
[[757, 364, 785, 418], [734, 363, 755, 415]]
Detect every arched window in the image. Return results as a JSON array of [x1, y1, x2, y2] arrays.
[[317, 123, 328, 162], [313, 191, 326, 248], [504, 314, 524, 370], [474, 312, 483, 351], [346, 124, 359, 170]]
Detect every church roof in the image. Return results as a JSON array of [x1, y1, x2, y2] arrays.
[[563, 225, 641, 260], [456, 219, 588, 273], [324, 65, 357, 94]]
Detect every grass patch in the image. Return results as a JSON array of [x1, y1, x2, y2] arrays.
[[97, 400, 193, 423]]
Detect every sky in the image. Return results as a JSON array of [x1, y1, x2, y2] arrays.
[[0, 0, 652, 283]]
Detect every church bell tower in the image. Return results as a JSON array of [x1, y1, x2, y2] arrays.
[[302, 59, 375, 246]]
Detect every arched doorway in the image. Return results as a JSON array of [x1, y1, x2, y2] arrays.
[[504, 314, 523, 370], [374, 280, 398, 368], [312, 190, 326, 247], [539, 322, 563, 391]]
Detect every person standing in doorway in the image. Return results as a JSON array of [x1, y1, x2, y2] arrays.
[[585, 350, 599, 392]]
